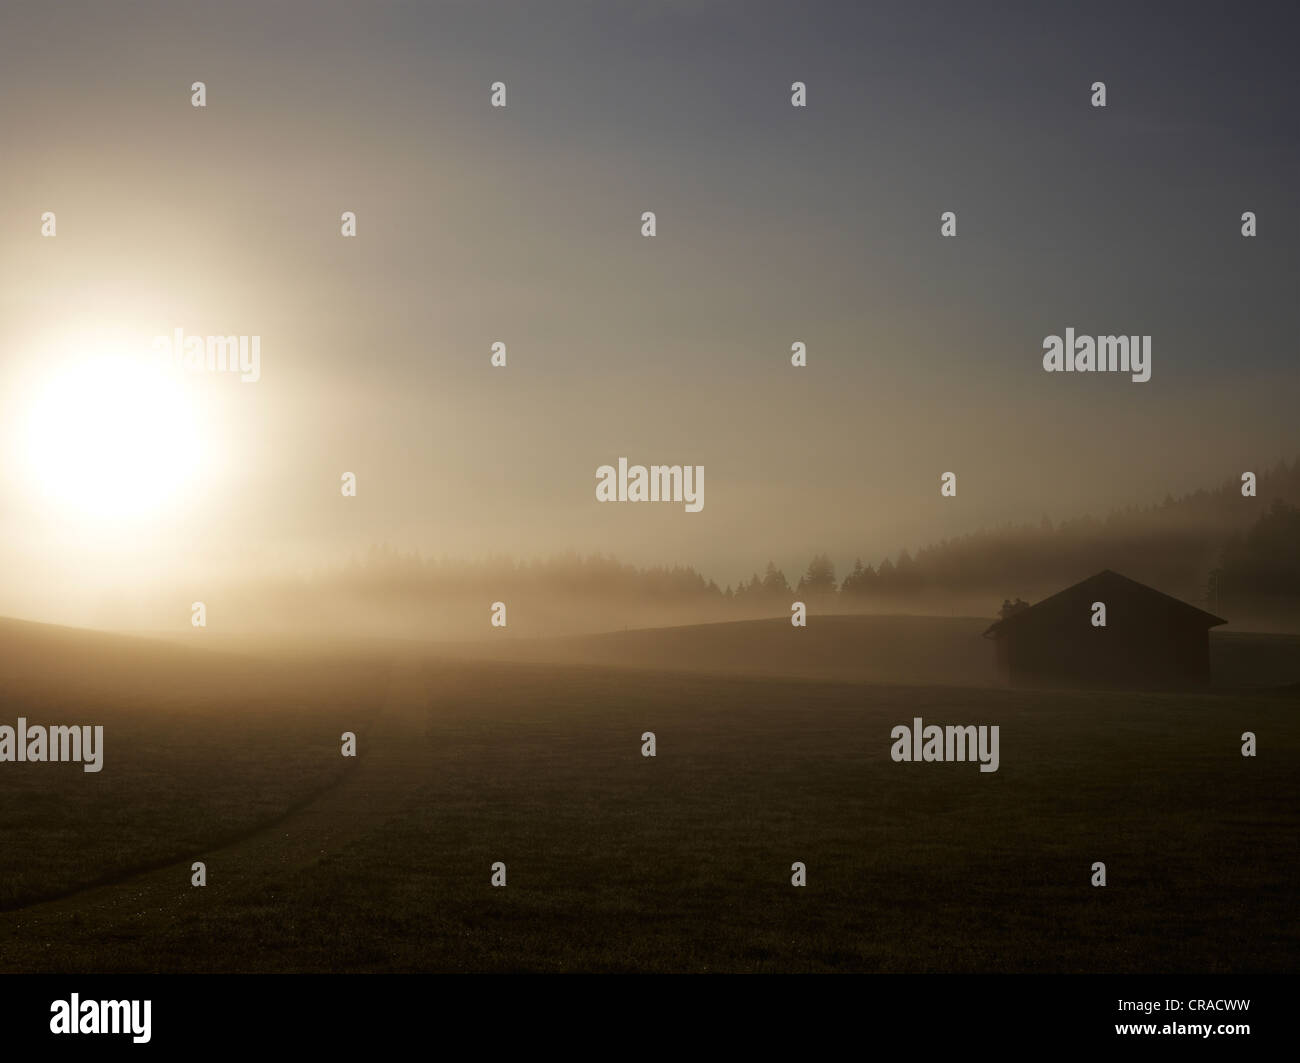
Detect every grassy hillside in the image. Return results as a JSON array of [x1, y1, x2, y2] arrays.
[[448, 613, 1300, 692], [0, 619, 386, 909], [452, 614, 1001, 686], [0, 617, 1295, 972]]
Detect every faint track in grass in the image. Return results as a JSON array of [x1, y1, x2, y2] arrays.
[[0, 661, 433, 964]]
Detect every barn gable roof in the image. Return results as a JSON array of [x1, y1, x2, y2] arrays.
[[982, 569, 1227, 639]]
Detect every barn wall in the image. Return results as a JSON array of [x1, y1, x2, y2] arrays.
[[997, 606, 1215, 690]]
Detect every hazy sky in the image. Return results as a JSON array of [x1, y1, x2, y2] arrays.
[[1, 0, 1297, 619]]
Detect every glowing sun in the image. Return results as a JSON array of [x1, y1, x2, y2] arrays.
[[21, 354, 200, 522]]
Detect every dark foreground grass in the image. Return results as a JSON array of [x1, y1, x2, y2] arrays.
[[0, 621, 385, 908], [3, 647, 1293, 973]]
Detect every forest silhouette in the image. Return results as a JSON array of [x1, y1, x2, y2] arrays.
[[162, 459, 1300, 638]]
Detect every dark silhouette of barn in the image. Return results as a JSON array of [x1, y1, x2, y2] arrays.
[[983, 570, 1227, 690]]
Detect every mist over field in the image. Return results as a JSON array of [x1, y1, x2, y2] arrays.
[[3, 2, 1299, 640], [0, 0, 1296, 990], [8, 457, 1289, 641]]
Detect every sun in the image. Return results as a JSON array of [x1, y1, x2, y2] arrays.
[[21, 353, 201, 523]]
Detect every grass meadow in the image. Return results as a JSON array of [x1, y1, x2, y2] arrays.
[[0, 617, 1295, 972]]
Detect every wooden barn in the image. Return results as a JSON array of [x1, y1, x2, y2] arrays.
[[982, 570, 1227, 690]]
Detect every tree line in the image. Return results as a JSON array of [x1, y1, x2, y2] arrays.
[[258, 457, 1300, 631]]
